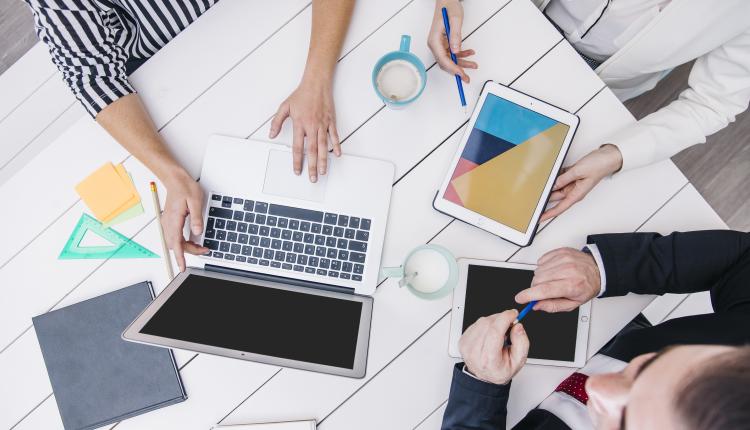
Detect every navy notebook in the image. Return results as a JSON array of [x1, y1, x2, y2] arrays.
[[33, 282, 186, 430]]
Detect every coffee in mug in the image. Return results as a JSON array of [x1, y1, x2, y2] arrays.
[[375, 59, 423, 103]]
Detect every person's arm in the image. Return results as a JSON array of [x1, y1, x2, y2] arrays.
[[269, 0, 355, 183], [442, 311, 529, 430], [96, 95, 208, 271], [540, 28, 750, 221]]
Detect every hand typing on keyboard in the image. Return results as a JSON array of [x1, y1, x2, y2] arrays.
[[203, 194, 371, 282], [161, 171, 209, 272]]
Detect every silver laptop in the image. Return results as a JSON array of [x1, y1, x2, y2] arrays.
[[194, 135, 394, 295], [122, 135, 394, 378]]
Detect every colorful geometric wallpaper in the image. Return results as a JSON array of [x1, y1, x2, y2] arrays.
[[444, 94, 569, 232]]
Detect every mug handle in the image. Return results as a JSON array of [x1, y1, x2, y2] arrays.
[[399, 35, 411, 53], [381, 266, 405, 278]]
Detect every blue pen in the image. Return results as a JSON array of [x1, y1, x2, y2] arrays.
[[513, 301, 538, 325], [441, 7, 467, 112]]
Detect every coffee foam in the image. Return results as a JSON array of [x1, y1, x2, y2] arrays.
[[376, 59, 422, 102]]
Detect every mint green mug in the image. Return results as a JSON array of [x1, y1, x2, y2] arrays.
[[381, 244, 458, 300]]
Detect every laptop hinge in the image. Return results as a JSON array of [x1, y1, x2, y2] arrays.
[[204, 264, 356, 295]]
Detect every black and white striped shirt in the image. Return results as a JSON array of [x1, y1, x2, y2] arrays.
[[25, 0, 219, 117]]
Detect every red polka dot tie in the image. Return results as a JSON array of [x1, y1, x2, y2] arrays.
[[554, 372, 589, 404]]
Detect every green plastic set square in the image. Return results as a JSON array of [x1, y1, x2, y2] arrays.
[[59, 213, 158, 260]]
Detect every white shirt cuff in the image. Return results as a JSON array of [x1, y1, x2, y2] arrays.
[[584, 244, 607, 297]]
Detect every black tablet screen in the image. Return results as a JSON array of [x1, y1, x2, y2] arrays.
[[462, 265, 578, 361], [140, 274, 363, 369]]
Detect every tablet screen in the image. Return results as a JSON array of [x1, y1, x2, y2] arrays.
[[139, 274, 363, 369], [443, 94, 570, 232], [462, 265, 578, 361]]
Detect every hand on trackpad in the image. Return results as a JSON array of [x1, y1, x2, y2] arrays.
[[263, 150, 329, 202]]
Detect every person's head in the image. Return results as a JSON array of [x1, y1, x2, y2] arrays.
[[585, 345, 750, 430]]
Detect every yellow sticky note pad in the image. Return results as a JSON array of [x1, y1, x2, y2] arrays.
[[75, 162, 141, 222]]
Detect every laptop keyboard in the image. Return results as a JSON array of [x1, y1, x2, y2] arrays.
[[201, 193, 371, 282]]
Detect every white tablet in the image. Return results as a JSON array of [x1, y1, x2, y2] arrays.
[[449, 259, 590, 368], [434, 82, 579, 246]]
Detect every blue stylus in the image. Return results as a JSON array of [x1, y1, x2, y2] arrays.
[[514, 301, 538, 325], [441, 7, 467, 112]]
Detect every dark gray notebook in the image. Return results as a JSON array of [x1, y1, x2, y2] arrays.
[[33, 282, 187, 430]]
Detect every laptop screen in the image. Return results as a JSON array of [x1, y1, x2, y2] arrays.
[[140, 274, 363, 369]]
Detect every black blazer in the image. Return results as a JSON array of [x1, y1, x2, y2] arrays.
[[441, 230, 750, 430]]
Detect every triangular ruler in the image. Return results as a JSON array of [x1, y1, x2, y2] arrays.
[[59, 213, 158, 259]]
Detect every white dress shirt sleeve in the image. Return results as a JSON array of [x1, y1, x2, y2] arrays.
[[583, 244, 607, 297]]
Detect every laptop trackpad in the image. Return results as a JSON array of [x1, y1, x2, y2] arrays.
[[263, 149, 328, 203]]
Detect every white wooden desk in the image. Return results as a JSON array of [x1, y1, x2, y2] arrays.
[[0, 0, 727, 429]]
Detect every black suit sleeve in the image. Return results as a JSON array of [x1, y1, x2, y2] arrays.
[[589, 230, 750, 312], [442, 364, 511, 430]]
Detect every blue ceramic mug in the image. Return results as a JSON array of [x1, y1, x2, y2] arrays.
[[372, 35, 427, 108]]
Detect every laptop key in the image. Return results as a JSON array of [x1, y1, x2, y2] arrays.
[[305, 267, 316, 274], [327, 248, 337, 259], [249, 258, 259, 264], [263, 249, 274, 259], [293, 243, 304, 253], [294, 265, 304, 272], [315, 246, 326, 257], [233, 197, 243, 205], [298, 255, 308, 265], [270, 228, 281, 238], [210, 207, 233, 219], [342, 262, 353, 272], [227, 232, 238, 242], [212, 194, 222, 201], [226, 221, 237, 231], [353, 264, 364, 274], [289, 220, 300, 230], [337, 239, 348, 249], [249, 235, 260, 246], [249, 225, 259, 235], [216, 230, 227, 240], [350, 252, 366, 263], [331, 261, 342, 271], [311, 223, 322, 233], [315, 235, 325, 245], [233, 211, 244, 221], [242, 245, 252, 256], [215, 218, 226, 229], [361, 219, 371, 230], [317, 269, 327, 276], [309, 257, 319, 267], [268, 204, 324, 222], [345, 229, 355, 239], [278, 218, 289, 228], [324, 213, 338, 225], [237, 256, 247, 263], [261, 238, 271, 248], [334, 227, 344, 237], [282, 241, 293, 251], [274, 251, 285, 261], [213, 252, 224, 258], [304, 233, 314, 243], [260, 259, 270, 266], [326, 237, 336, 247], [207, 218, 215, 229], [349, 217, 360, 229], [323, 225, 333, 235], [328, 271, 339, 278], [340, 273, 351, 280], [281, 229, 292, 240], [222, 200, 232, 208], [238, 234, 248, 244], [267, 216, 277, 226], [304, 245, 315, 255], [204, 229, 216, 239], [253, 248, 263, 257], [356, 230, 369, 241], [224, 254, 235, 261], [256, 214, 266, 225], [243, 200, 254, 211], [320, 258, 330, 269], [231, 244, 241, 254], [293, 231, 304, 242], [237, 222, 248, 233], [338, 215, 349, 227], [203, 239, 219, 250], [348, 241, 367, 252], [282, 263, 293, 270], [338, 250, 349, 260], [286, 253, 296, 263], [244, 212, 255, 223], [220, 242, 230, 252], [255, 202, 269, 213], [260, 226, 270, 236], [272, 239, 282, 249], [352, 275, 363, 282], [300, 221, 311, 232]]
